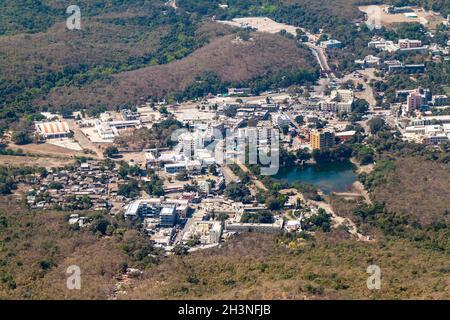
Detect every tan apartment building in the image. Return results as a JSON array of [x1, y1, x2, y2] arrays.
[[310, 129, 335, 150]]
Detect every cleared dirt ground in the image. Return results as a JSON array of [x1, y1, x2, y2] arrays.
[[0, 155, 74, 168], [7, 142, 87, 158], [218, 17, 299, 36], [359, 5, 445, 30]]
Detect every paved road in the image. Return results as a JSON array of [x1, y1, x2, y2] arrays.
[[305, 43, 334, 78]]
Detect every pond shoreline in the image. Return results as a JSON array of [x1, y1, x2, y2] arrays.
[[274, 160, 357, 194]]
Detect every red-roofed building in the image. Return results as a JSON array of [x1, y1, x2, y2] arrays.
[[35, 121, 71, 139]]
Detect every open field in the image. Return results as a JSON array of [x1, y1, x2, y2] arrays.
[[340, 68, 380, 109], [170, 104, 217, 123], [359, 5, 445, 30], [208, 92, 291, 105], [46, 139, 82, 151], [119, 152, 146, 166], [0, 155, 74, 168], [218, 17, 299, 36], [7, 142, 89, 159]]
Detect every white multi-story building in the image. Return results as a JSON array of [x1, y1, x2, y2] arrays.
[[404, 124, 450, 145], [368, 39, 399, 52], [271, 113, 291, 128], [198, 181, 211, 195], [354, 55, 381, 68], [182, 221, 223, 245], [320, 89, 354, 113], [179, 131, 205, 160], [320, 39, 342, 49]]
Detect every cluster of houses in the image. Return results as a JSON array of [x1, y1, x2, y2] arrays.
[[368, 38, 430, 53], [26, 161, 123, 212], [120, 192, 330, 250], [354, 36, 449, 74], [395, 87, 450, 145]]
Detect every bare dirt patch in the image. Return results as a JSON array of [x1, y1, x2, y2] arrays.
[[218, 17, 299, 36], [7, 142, 86, 159], [0, 155, 73, 168], [359, 5, 445, 30]]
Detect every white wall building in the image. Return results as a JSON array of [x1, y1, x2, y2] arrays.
[[272, 113, 291, 128], [35, 121, 71, 139]]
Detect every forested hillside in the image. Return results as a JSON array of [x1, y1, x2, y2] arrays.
[[1, 1, 200, 130], [0, 0, 448, 131], [0, 200, 448, 299], [0, 0, 322, 132], [35, 32, 319, 109]]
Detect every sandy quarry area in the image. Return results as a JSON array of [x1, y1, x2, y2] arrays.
[[359, 5, 445, 30], [218, 17, 299, 36]]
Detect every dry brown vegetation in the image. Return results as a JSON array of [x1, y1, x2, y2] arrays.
[[36, 32, 316, 108], [0, 199, 448, 300], [0, 17, 231, 91], [0, 2, 235, 126], [329, 196, 362, 221], [0, 200, 142, 299], [282, 0, 365, 22], [0, 155, 74, 168], [0, 20, 164, 83], [371, 157, 450, 225], [123, 233, 449, 300]]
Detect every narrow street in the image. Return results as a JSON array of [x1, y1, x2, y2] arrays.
[[236, 162, 268, 192]]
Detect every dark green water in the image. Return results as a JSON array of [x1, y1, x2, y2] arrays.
[[274, 161, 357, 194]]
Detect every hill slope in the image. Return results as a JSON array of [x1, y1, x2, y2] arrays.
[[0, 202, 448, 299], [371, 157, 450, 225], [0, 2, 231, 128], [122, 233, 449, 300], [36, 32, 318, 108]]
